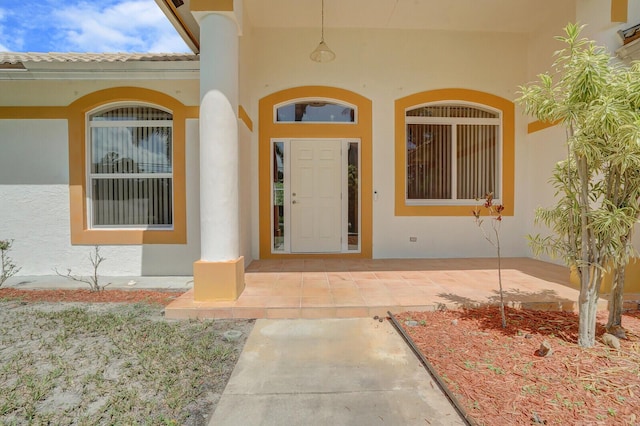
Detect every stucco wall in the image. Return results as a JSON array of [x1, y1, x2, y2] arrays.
[[0, 80, 199, 107], [239, 3, 256, 266], [525, 1, 576, 81], [0, 114, 201, 276], [248, 27, 532, 259], [522, 1, 640, 263], [577, 0, 640, 53]]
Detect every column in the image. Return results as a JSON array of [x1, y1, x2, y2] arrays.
[[193, 10, 244, 301]]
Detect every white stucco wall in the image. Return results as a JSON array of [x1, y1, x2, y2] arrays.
[[522, 1, 640, 262], [247, 27, 532, 259], [577, 0, 640, 53], [0, 115, 201, 276]]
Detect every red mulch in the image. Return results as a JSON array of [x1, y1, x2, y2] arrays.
[[0, 288, 182, 306], [398, 307, 640, 426]]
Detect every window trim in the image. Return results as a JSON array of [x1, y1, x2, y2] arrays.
[[86, 102, 175, 230], [394, 89, 514, 217], [68, 87, 195, 245]]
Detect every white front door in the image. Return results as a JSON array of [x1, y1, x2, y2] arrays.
[[290, 139, 342, 253]]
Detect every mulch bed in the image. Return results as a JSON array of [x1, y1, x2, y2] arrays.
[[398, 307, 640, 426], [0, 288, 182, 306]]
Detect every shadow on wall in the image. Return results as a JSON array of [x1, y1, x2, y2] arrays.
[[141, 120, 200, 276]]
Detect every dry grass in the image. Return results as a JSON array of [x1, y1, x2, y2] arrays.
[[0, 300, 252, 425]]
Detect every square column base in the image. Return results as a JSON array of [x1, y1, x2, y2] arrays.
[[193, 257, 245, 301]]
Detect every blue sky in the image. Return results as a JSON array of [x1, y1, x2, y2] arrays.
[[0, 0, 190, 53]]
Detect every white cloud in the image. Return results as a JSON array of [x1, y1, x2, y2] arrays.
[[0, 8, 9, 51], [148, 34, 191, 53], [52, 0, 189, 53]]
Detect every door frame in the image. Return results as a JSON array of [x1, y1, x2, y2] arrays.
[[258, 86, 372, 259]]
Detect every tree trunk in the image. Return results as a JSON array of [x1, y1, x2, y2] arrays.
[[577, 264, 600, 348], [496, 233, 506, 328], [607, 265, 625, 329]]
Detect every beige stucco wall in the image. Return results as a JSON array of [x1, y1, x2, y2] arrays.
[[239, 4, 256, 266], [0, 79, 199, 107], [246, 26, 532, 259]]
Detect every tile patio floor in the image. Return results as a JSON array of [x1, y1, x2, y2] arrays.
[[164, 257, 619, 319]]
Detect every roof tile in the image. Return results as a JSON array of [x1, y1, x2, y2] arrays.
[[0, 52, 199, 65]]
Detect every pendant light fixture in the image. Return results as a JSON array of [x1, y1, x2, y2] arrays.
[[310, 0, 335, 62]]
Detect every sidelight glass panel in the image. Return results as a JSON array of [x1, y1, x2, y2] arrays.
[[273, 142, 285, 251], [348, 142, 359, 250]]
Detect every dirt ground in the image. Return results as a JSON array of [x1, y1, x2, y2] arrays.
[[0, 289, 253, 425], [399, 306, 640, 426]]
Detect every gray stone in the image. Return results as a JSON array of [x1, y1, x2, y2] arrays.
[[602, 333, 621, 350], [222, 330, 243, 341]]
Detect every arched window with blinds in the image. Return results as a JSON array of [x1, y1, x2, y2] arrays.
[[87, 104, 173, 228], [405, 103, 501, 203]]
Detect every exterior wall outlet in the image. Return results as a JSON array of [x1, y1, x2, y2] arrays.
[[409, 236, 418, 242]]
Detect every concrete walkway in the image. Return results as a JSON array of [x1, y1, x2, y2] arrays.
[[209, 318, 465, 426]]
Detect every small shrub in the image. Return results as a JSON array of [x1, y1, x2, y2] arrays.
[[472, 193, 507, 328], [55, 246, 108, 292], [0, 239, 21, 287]]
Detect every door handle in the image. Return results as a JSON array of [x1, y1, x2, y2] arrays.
[[292, 200, 297, 204]]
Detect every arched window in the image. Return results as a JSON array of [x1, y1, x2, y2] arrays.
[[394, 89, 514, 216], [87, 104, 173, 228], [406, 103, 501, 202], [274, 99, 356, 123]]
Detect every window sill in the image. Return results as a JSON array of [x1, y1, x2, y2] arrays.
[[395, 203, 513, 217], [405, 199, 501, 207], [70, 227, 185, 245]]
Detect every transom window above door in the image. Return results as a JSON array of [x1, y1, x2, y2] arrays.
[[275, 98, 356, 123], [405, 102, 501, 205]]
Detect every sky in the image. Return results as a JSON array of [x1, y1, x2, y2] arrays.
[[0, 0, 191, 53]]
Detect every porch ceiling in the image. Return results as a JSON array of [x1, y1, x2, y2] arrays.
[[159, 0, 574, 53], [245, 0, 569, 33]]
